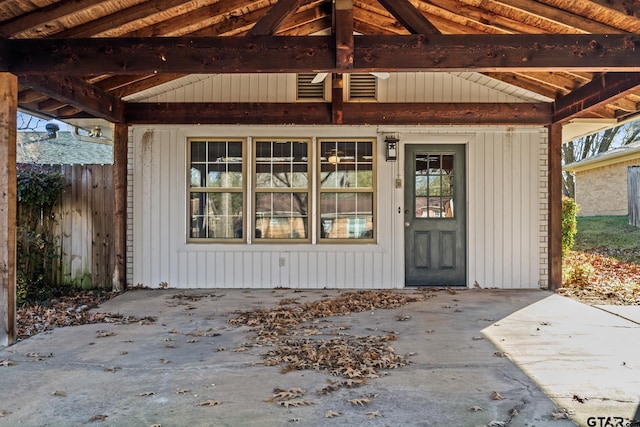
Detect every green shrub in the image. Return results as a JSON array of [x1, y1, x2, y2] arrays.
[[16, 165, 65, 304], [561, 197, 579, 258]]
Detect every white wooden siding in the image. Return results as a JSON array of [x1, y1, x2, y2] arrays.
[[126, 72, 545, 103], [130, 125, 543, 289], [466, 130, 541, 288]]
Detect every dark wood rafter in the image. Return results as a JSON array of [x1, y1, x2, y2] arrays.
[[247, 0, 306, 36], [123, 101, 551, 125], [553, 72, 640, 123], [376, 0, 441, 34], [3, 34, 640, 76], [52, 0, 198, 38], [19, 74, 124, 122], [0, 0, 105, 37]]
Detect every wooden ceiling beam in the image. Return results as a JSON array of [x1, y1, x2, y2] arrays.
[[355, 34, 640, 72], [247, 0, 306, 36], [5, 34, 640, 75], [342, 102, 551, 125], [376, 0, 441, 34], [19, 74, 124, 122], [553, 72, 640, 123], [124, 101, 551, 125]]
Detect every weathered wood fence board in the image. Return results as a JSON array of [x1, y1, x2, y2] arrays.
[[630, 166, 640, 228], [51, 164, 114, 288]]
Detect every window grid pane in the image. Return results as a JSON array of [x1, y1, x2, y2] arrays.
[[189, 139, 244, 240], [255, 140, 310, 240], [319, 140, 374, 240], [415, 153, 454, 219]]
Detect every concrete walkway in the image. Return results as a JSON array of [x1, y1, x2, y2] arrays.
[[0, 288, 637, 427]]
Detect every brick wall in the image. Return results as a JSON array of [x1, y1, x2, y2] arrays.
[[539, 131, 548, 289], [574, 158, 640, 216]]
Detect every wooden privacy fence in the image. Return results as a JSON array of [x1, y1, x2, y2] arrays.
[[50, 164, 114, 288], [630, 166, 640, 228]]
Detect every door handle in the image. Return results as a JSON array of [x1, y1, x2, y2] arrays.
[[405, 222, 410, 228]]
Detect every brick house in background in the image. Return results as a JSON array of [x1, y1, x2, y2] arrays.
[[563, 142, 640, 217]]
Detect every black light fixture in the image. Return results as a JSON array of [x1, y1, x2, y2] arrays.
[[385, 135, 398, 161]]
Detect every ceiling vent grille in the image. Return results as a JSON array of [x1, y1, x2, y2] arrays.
[[297, 73, 325, 100], [349, 74, 377, 100]]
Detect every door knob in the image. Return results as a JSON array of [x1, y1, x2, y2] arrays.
[[404, 222, 410, 227]]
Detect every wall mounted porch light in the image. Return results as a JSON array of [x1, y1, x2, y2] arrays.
[[385, 135, 398, 161]]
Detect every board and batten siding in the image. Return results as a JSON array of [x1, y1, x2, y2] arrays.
[[127, 72, 546, 104], [129, 125, 545, 289]]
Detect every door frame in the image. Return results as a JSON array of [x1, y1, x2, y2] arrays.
[[391, 133, 471, 288]]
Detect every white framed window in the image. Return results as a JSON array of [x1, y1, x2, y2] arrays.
[[319, 139, 375, 241], [187, 136, 375, 244], [254, 139, 311, 241], [188, 138, 245, 241]]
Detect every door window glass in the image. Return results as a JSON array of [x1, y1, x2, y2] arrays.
[[415, 154, 454, 218]]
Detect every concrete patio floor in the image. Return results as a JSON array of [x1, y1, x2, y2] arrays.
[[0, 288, 638, 427]]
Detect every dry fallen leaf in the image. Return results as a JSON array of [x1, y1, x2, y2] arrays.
[[95, 330, 115, 338], [490, 391, 505, 400], [468, 405, 483, 412], [551, 408, 572, 420], [486, 422, 506, 427], [89, 414, 108, 422], [366, 411, 382, 419], [197, 400, 223, 406], [138, 391, 155, 397], [186, 339, 199, 343], [0, 359, 17, 367], [159, 358, 171, 364], [472, 336, 485, 340], [493, 352, 507, 357], [510, 408, 519, 416], [324, 411, 341, 418], [150, 424, 161, 427], [348, 397, 371, 406], [176, 389, 192, 394], [104, 366, 121, 373], [52, 390, 67, 397], [572, 394, 587, 403], [0, 410, 10, 417], [278, 399, 314, 408]]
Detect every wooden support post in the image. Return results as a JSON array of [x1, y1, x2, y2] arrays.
[[0, 73, 17, 346], [334, 0, 354, 70], [332, 73, 344, 124], [548, 123, 563, 290], [112, 123, 128, 293]]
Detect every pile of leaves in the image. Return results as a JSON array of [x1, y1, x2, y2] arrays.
[[16, 290, 153, 340], [558, 249, 640, 305], [229, 291, 428, 389]]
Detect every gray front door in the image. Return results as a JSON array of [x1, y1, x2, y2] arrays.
[[404, 144, 466, 286]]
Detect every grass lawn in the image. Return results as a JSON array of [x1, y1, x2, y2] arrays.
[[559, 215, 640, 305], [574, 216, 640, 260]]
